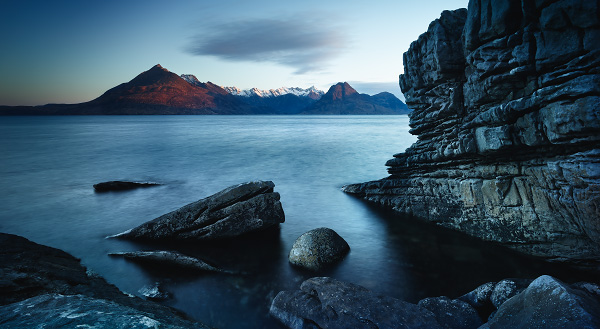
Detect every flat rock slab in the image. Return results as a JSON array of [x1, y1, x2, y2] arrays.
[[93, 181, 161, 192], [111, 181, 285, 241], [288, 227, 350, 271], [270, 277, 442, 329], [109, 250, 233, 273]]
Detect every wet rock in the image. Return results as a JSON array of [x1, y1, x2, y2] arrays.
[[0, 233, 207, 328], [93, 180, 161, 192], [0, 294, 204, 328], [139, 283, 170, 300], [110, 181, 285, 241], [288, 227, 349, 271], [483, 275, 600, 328], [109, 250, 233, 273], [458, 281, 495, 310], [344, 0, 600, 265], [417, 296, 482, 329], [270, 277, 442, 329], [489, 278, 531, 309]]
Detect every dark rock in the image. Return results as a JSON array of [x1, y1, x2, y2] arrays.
[[344, 0, 600, 266], [109, 250, 233, 273], [93, 180, 161, 192], [288, 227, 350, 271], [139, 283, 171, 300], [270, 277, 442, 329], [489, 278, 532, 309], [110, 181, 285, 241], [0, 233, 207, 328], [483, 275, 600, 328], [417, 296, 482, 329], [458, 281, 495, 310], [0, 293, 204, 328]]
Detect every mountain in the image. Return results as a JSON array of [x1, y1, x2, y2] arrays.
[[0, 65, 251, 115], [221, 86, 324, 115], [301, 82, 410, 115]]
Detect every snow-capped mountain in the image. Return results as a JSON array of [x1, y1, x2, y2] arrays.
[[223, 86, 324, 100]]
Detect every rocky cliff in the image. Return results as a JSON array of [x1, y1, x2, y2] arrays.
[[344, 0, 600, 268]]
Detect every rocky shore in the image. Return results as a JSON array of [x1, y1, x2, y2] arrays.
[[344, 0, 600, 267], [0, 233, 208, 328]]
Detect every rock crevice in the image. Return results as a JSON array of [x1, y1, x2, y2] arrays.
[[345, 0, 600, 266]]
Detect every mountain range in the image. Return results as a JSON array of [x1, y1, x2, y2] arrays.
[[0, 64, 410, 115]]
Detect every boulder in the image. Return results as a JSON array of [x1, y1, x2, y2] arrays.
[[93, 181, 161, 192], [288, 227, 349, 271], [417, 297, 482, 329], [109, 250, 233, 273], [489, 278, 531, 309], [483, 275, 600, 328], [139, 283, 170, 301], [110, 181, 285, 241], [270, 277, 442, 329]]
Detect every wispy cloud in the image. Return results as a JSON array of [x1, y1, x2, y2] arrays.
[[186, 16, 346, 74]]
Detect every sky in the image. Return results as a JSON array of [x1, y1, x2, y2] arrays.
[[0, 0, 468, 106]]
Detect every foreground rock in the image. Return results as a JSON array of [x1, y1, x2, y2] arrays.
[[288, 228, 350, 271], [270, 277, 442, 329], [93, 180, 161, 192], [109, 250, 234, 273], [111, 180, 285, 241], [343, 0, 600, 266], [0, 233, 207, 328], [271, 276, 600, 329]]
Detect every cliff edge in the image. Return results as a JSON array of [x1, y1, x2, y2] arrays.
[[344, 0, 600, 268]]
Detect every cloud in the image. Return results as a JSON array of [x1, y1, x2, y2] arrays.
[[186, 16, 346, 74]]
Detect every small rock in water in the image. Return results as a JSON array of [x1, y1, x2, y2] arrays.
[[288, 227, 349, 271], [139, 283, 170, 300], [93, 181, 161, 192], [109, 250, 233, 274]]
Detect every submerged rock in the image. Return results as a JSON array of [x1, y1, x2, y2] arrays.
[[110, 181, 285, 241], [270, 277, 442, 329], [288, 227, 349, 271], [109, 250, 233, 274], [483, 275, 600, 329], [0, 233, 207, 328], [344, 0, 600, 265], [93, 180, 161, 192]]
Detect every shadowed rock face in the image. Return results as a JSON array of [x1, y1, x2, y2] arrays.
[[344, 1, 600, 267], [112, 181, 285, 241]]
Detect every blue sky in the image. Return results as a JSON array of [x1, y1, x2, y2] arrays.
[[0, 0, 467, 106]]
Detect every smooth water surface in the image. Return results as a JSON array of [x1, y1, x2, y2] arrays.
[[0, 116, 592, 328]]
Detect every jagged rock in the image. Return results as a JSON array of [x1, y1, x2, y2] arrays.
[[0, 233, 207, 328], [343, 0, 600, 266], [110, 181, 285, 241], [109, 251, 233, 273], [417, 297, 482, 329], [458, 282, 496, 310], [482, 275, 600, 328], [93, 180, 161, 192], [139, 283, 170, 300], [288, 227, 350, 271], [0, 294, 205, 329], [270, 277, 442, 329]]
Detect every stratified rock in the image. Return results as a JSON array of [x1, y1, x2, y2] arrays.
[[93, 180, 161, 192], [0, 294, 203, 329], [344, 0, 600, 266], [0, 233, 207, 328], [109, 251, 232, 273], [417, 297, 482, 329], [288, 228, 350, 271], [270, 277, 442, 329], [482, 275, 600, 329], [111, 181, 285, 241]]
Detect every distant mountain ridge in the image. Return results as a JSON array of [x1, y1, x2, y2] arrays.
[[0, 65, 409, 115]]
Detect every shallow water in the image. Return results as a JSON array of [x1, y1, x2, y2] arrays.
[[0, 115, 594, 328]]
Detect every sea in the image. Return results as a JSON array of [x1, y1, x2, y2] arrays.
[[0, 115, 591, 328]]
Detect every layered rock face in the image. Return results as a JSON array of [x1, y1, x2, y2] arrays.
[[345, 1, 600, 266]]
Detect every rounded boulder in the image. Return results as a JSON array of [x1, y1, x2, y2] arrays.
[[288, 227, 349, 271]]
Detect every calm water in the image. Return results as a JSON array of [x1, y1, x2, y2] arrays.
[[0, 116, 593, 328]]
